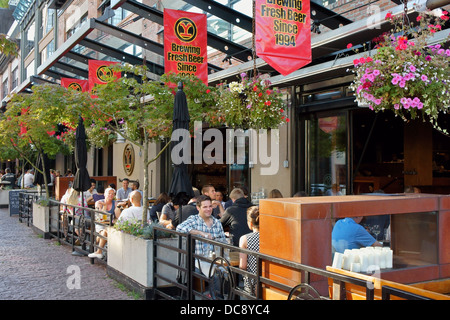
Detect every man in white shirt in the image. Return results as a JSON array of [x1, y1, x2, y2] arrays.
[[23, 169, 35, 188], [117, 191, 142, 223]]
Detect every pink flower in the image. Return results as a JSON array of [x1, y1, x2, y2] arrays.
[[421, 75, 428, 82], [394, 104, 400, 110], [385, 12, 392, 20], [399, 80, 406, 88], [409, 65, 416, 72], [373, 69, 380, 76], [416, 16, 422, 22], [347, 43, 353, 49], [425, 55, 432, 61]]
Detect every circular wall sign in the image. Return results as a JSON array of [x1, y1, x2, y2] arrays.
[[123, 144, 135, 176]]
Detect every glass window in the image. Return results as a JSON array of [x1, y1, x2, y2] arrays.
[[24, 21, 35, 57], [46, 8, 55, 33], [391, 211, 438, 267], [307, 113, 347, 196], [2, 79, 8, 99]]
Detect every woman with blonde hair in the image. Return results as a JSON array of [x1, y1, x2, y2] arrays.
[[239, 206, 260, 296], [89, 187, 118, 259]]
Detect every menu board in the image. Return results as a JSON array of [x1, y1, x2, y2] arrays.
[[9, 190, 23, 216]]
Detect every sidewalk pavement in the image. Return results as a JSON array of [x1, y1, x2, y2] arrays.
[[0, 208, 138, 300]]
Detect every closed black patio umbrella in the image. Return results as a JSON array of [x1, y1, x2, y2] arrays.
[[34, 153, 51, 195], [169, 82, 194, 206], [72, 116, 91, 193], [71, 116, 91, 255]]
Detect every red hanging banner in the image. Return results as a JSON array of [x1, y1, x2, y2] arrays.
[[164, 9, 208, 85], [255, 0, 312, 76], [88, 60, 121, 94], [61, 78, 89, 92]]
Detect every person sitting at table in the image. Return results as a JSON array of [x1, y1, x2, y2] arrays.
[[239, 206, 260, 296], [332, 216, 382, 253], [23, 169, 34, 188], [0, 168, 16, 190], [220, 188, 254, 246], [84, 179, 97, 204], [160, 201, 179, 229], [116, 178, 131, 200], [89, 187, 119, 259], [201, 184, 225, 218], [176, 195, 227, 298], [172, 190, 200, 228], [92, 184, 105, 203], [116, 191, 142, 223], [130, 180, 143, 205], [176, 195, 227, 254], [149, 192, 170, 222]]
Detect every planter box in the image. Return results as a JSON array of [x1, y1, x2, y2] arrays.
[[32, 203, 59, 238], [107, 227, 180, 296], [0, 190, 10, 207]]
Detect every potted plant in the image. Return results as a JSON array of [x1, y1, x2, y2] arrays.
[[349, 9, 450, 135], [216, 72, 288, 130], [106, 220, 181, 298]]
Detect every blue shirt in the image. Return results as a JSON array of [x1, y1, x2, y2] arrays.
[[332, 218, 376, 253]]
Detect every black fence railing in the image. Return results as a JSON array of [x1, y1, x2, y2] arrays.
[[47, 199, 113, 261], [151, 226, 370, 300], [151, 226, 444, 301], [18, 191, 40, 226], [16, 192, 112, 262], [14, 196, 443, 301]]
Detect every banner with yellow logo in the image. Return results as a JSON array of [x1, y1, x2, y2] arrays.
[[164, 9, 208, 85]]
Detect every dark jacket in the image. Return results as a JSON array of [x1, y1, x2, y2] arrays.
[[220, 197, 254, 246], [149, 202, 165, 222], [172, 202, 199, 228]]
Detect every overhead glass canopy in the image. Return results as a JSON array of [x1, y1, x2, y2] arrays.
[[37, 0, 355, 82]]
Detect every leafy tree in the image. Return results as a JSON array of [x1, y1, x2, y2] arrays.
[[84, 64, 219, 223], [0, 84, 88, 198]]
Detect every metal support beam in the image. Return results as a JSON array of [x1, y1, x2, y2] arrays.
[[184, 0, 253, 32], [79, 38, 165, 75], [111, 0, 251, 62], [93, 19, 165, 56], [54, 61, 89, 78]]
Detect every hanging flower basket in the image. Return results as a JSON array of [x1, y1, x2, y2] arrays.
[[349, 10, 450, 134], [216, 73, 288, 130]]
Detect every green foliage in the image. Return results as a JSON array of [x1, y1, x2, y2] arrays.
[[89, 66, 220, 144], [113, 219, 173, 240], [0, 34, 18, 57], [216, 72, 288, 130], [350, 10, 450, 135]]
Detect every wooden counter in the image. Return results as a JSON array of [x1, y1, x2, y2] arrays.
[[258, 194, 450, 297]]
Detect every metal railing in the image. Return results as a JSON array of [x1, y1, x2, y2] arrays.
[[16, 193, 113, 262], [47, 199, 113, 261], [18, 191, 40, 226], [151, 226, 442, 301]]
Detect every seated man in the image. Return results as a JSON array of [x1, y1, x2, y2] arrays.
[[116, 190, 143, 223], [0, 168, 16, 189], [176, 195, 227, 297], [176, 195, 227, 256], [332, 216, 382, 253]]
